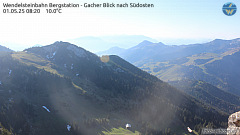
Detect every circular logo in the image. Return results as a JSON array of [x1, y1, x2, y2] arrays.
[[222, 2, 237, 16]]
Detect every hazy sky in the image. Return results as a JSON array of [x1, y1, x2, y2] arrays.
[[1, 0, 240, 51]]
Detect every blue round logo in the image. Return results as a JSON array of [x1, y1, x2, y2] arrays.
[[222, 2, 237, 16]]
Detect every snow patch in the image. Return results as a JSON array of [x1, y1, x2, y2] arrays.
[[8, 98, 13, 102], [52, 51, 56, 56], [126, 123, 131, 128], [71, 64, 74, 69], [64, 64, 67, 68], [9, 69, 12, 76], [42, 106, 50, 112], [114, 68, 124, 73], [76, 74, 79, 76], [49, 51, 56, 58], [67, 125, 71, 131], [47, 51, 57, 59]]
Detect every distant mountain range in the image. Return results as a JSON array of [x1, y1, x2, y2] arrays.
[[138, 39, 240, 96], [0, 41, 228, 135], [97, 46, 126, 56], [99, 38, 240, 96], [66, 35, 158, 52]]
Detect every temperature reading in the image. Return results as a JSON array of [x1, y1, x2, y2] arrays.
[[46, 8, 62, 13]]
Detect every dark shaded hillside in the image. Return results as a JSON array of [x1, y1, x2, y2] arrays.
[[0, 42, 229, 135], [0, 45, 12, 52], [205, 51, 240, 95], [0, 54, 78, 135], [24, 42, 159, 97], [170, 80, 240, 114]]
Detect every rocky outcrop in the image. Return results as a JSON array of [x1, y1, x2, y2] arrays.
[[228, 111, 240, 135]]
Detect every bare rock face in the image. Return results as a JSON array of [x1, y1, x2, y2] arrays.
[[66, 45, 86, 58], [228, 111, 240, 135]]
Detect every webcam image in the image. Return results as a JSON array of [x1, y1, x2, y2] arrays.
[[0, 0, 240, 134]]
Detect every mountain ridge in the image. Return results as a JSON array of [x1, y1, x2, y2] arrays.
[[0, 41, 229, 134], [0, 45, 12, 52], [66, 35, 158, 52], [97, 38, 240, 95]]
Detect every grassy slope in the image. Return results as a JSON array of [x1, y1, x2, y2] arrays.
[[139, 48, 240, 90], [102, 127, 140, 135], [12, 52, 61, 76]]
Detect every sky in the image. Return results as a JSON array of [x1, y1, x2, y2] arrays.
[[0, 0, 240, 51]]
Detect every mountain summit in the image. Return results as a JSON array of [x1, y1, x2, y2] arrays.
[[134, 40, 154, 48]]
